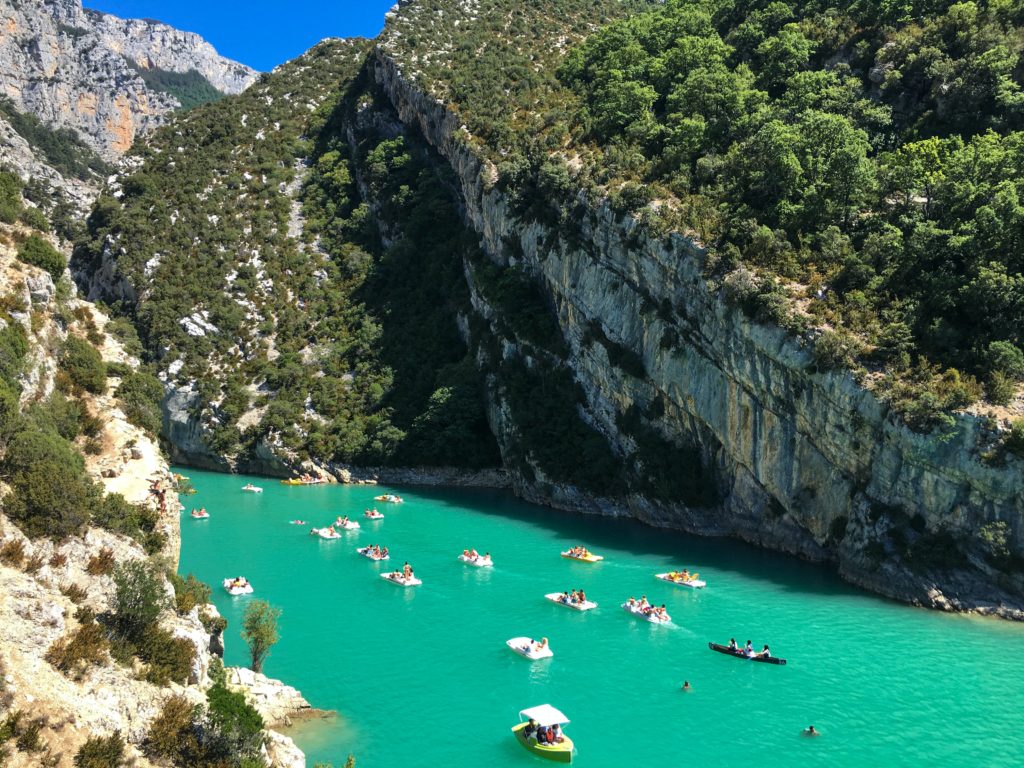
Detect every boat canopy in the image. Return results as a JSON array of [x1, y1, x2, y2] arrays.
[[519, 704, 569, 727]]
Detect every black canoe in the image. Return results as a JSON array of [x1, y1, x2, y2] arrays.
[[708, 642, 787, 665]]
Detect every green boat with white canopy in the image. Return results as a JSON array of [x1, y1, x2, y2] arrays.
[[512, 704, 575, 763]]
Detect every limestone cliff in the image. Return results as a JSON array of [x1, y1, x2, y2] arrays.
[[0, 0, 256, 160], [368, 48, 1024, 618]]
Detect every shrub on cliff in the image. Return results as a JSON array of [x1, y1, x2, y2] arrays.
[[115, 368, 164, 435], [170, 572, 212, 615], [2, 428, 98, 539], [111, 560, 168, 641], [204, 683, 264, 760], [139, 626, 195, 686], [61, 336, 107, 395], [1006, 419, 1024, 458], [45, 615, 109, 679], [16, 234, 65, 282], [74, 731, 126, 768]]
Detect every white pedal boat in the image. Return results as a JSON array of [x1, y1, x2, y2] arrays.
[[334, 519, 361, 530], [312, 527, 341, 540], [190, 510, 209, 519], [241, 484, 263, 493], [655, 572, 706, 589], [458, 553, 493, 567], [223, 578, 253, 595], [545, 592, 597, 611], [622, 602, 671, 624], [364, 510, 385, 520], [357, 546, 390, 561], [507, 636, 553, 660], [381, 572, 421, 587]]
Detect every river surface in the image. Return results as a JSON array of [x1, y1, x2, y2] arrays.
[[177, 468, 1024, 767]]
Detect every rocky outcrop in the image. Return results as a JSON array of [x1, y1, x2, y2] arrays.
[[226, 667, 331, 729], [369, 48, 1024, 617], [0, 0, 257, 159]]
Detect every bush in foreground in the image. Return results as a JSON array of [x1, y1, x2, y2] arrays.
[[74, 731, 126, 768]]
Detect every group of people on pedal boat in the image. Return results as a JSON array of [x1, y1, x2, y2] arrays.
[[522, 720, 565, 746], [725, 638, 772, 659], [460, 548, 492, 563], [227, 576, 249, 589], [625, 595, 671, 621], [364, 508, 384, 518], [663, 569, 698, 583], [190, 507, 209, 518], [556, 589, 589, 605], [563, 546, 594, 559], [360, 544, 389, 559], [518, 637, 549, 654], [386, 562, 416, 580]]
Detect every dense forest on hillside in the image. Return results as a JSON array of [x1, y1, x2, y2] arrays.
[[385, 0, 1024, 434], [74, 41, 498, 469]]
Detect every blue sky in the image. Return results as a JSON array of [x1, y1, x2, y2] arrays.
[[82, 1, 397, 72]]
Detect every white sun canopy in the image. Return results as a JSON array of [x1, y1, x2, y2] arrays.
[[519, 704, 570, 727]]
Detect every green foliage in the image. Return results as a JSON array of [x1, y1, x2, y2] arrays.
[[2, 427, 97, 539], [0, 98, 111, 181], [16, 235, 65, 281], [1006, 419, 1024, 457], [74, 732, 126, 768], [124, 62, 223, 111], [241, 599, 280, 673], [115, 368, 164, 435], [0, 169, 23, 223], [205, 682, 264, 757], [45, 616, 109, 678], [169, 572, 212, 615], [61, 336, 107, 395], [91, 493, 164, 554], [111, 560, 168, 642]]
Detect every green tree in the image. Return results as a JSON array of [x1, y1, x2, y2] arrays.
[[61, 336, 107, 395], [17, 234, 65, 281], [241, 600, 281, 673], [111, 560, 169, 641]]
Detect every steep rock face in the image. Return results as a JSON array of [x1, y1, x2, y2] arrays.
[[0, 0, 257, 159], [370, 50, 1024, 616]]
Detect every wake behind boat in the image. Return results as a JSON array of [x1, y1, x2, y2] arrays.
[[222, 577, 253, 596], [507, 636, 553, 660], [656, 570, 706, 588], [708, 641, 787, 665], [512, 704, 574, 763], [545, 592, 597, 611]]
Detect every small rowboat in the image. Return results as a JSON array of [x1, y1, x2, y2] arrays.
[[190, 510, 209, 519], [656, 572, 706, 589], [311, 527, 341, 540], [222, 578, 253, 596], [622, 602, 671, 625], [357, 546, 390, 561], [241, 484, 263, 493], [560, 550, 603, 563], [364, 510, 385, 520], [507, 636, 553, 660], [708, 642, 787, 665], [458, 553, 493, 567], [374, 494, 403, 503], [544, 593, 597, 611], [512, 704, 574, 763], [381, 572, 421, 587]]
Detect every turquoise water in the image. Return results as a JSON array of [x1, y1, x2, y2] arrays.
[[177, 468, 1024, 767]]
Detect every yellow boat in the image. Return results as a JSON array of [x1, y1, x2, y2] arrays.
[[280, 478, 326, 486], [560, 550, 604, 563], [512, 705, 574, 763]]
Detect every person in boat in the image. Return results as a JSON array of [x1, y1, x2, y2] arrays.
[[550, 723, 564, 743], [535, 725, 551, 744], [462, 549, 470, 558], [578, 589, 588, 603], [483, 551, 491, 561], [402, 563, 413, 579], [523, 719, 538, 741], [804, 725, 819, 737], [744, 640, 755, 657], [560, 591, 571, 604], [680, 568, 691, 581], [727, 638, 738, 651], [536, 637, 548, 651], [755, 644, 771, 659], [627, 596, 637, 608], [469, 548, 479, 558], [381, 546, 389, 558]]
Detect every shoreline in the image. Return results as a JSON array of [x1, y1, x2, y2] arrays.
[[172, 460, 1024, 622]]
